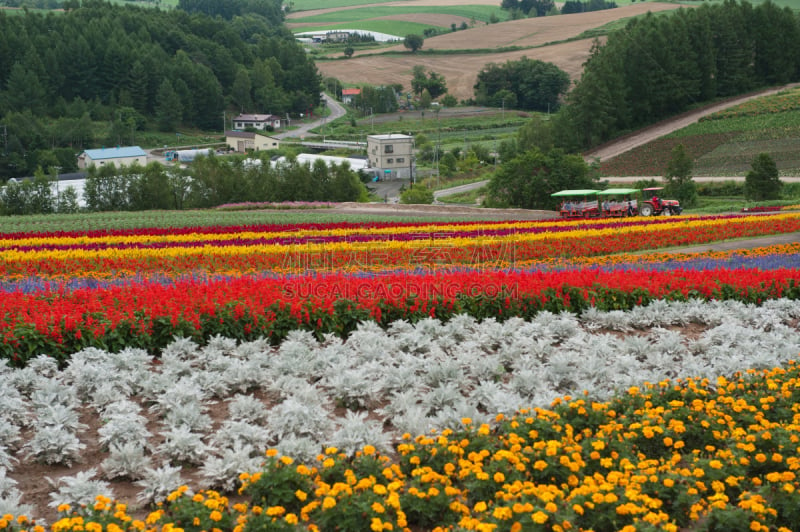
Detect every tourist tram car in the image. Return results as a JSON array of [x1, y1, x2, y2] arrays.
[[552, 189, 600, 219], [552, 187, 682, 218], [597, 188, 639, 217]]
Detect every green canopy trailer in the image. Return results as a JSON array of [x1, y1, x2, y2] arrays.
[[551, 190, 600, 219], [597, 188, 640, 217]]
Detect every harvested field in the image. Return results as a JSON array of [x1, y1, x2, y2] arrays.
[[314, 2, 685, 101], [316, 38, 601, 101]]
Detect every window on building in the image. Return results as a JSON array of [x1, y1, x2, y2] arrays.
[[396, 158, 404, 163], [384, 145, 393, 154], [387, 158, 393, 163]]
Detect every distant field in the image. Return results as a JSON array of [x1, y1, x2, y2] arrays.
[[600, 88, 800, 177], [314, 3, 683, 101], [297, 19, 439, 36], [288, 5, 507, 24]]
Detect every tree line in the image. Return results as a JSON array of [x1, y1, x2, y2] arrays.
[[0, 156, 368, 215], [0, 1, 321, 179], [554, 0, 800, 150]]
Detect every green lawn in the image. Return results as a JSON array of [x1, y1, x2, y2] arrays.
[[292, 19, 441, 36], [289, 5, 508, 24]]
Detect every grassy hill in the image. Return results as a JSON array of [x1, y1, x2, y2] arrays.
[[599, 87, 800, 177]]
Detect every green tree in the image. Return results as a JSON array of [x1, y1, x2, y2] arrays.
[[744, 153, 782, 201], [230, 67, 253, 112], [487, 148, 596, 209], [403, 34, 424, 53], [400, 185, 434, 204], [343, 46, 354, 58], [155, 79, 183, 132], [663, 143, 697, 207]]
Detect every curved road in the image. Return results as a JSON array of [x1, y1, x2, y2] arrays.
[[273, 93, 347, 140]]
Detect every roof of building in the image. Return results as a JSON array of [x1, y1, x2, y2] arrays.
[[226, 130, 279, 141], [234, 114, 280, 122], [368, 134, 413, 140], [83, 146, 146, 160], [342, 88, 361, 96], [226, 130, 256, 139]]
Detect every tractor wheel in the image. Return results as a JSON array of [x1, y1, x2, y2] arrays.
[[640, 204, 653, 216], [662, 207, 672, 216]]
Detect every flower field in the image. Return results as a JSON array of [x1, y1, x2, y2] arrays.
[[2, 211, 800, 531]]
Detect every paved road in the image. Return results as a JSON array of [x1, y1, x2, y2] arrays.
[[433, 180, 489, 199], [274, 93, 347, 140]]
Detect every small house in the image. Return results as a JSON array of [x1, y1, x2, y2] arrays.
[[341, 88, 361, 105], [226, 131, 281, 153], [232, 114, 282, 131]]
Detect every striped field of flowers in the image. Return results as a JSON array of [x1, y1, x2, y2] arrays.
[[2, 213, 800, 365], [1, 211, 800, 531]]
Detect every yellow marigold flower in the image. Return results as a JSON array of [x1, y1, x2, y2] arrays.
[[532, 511, 549, 524], [363, 445, 376, 455], [371, 502, 386, 514], [492, 506, 512, 520], [325, 447, 338, 455], [750, 521, 761, 531], [370, 517, 384, 531], [322, 497, 337, 510], [209, 510, 223, 522], [494, 472, 505, 483], [474, 501, 487, 513], [294, 489, 308, 501], [85, 522, 103, 532], [709, 460, 723, 469], [296, 464, 311, 476], [192, 493, 204, 503], [663, 478, 675, 488], [232, 503, 248, 514], [57, 504, 71, 513], [285, 513, 299, 525], [280, 456, 294, 466], [545, 502, 558, 513], [266, 506, 285, 517], [755, 453, 767, 463], [266, 449, 279, 457], [192, 518, 201, 526]]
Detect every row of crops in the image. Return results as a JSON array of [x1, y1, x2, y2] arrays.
[[2, 212, 800, 530]]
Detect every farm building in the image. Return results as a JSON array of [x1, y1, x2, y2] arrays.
[[78, 146, 147, 169], [232, 114, 282, 131], [367, 134, 414, 180], [341, 88, 361, 104], [225, 131, 281, 153]]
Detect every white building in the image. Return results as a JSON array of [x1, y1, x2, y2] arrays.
[[78, 146, 147, 169], [232, 114, 282, 131], [367, 134, 414, 180]]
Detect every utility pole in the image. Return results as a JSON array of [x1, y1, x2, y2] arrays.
[[1, 124, 7, 155]]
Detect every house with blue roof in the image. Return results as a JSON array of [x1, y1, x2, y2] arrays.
[[78, 146, 148, 169]]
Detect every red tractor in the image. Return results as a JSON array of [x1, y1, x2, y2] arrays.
[[639, 187, 682, 216]]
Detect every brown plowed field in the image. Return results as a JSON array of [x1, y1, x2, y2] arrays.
[[312, 2, 685, 101], [316, 37, 602, 101]]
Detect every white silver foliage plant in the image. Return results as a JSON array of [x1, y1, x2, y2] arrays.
[[101, 442, 153, 480], [135, 464, 185, 505], [47, 469, 114, 509]]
